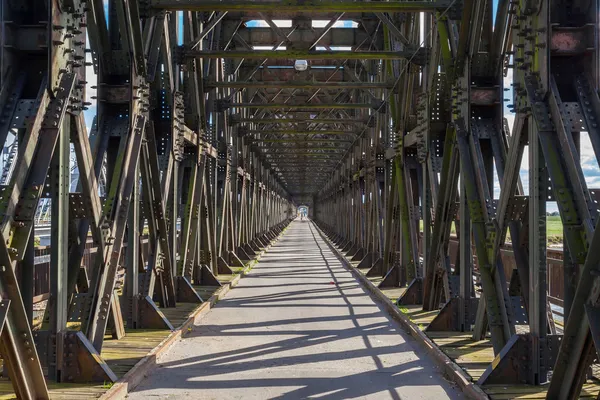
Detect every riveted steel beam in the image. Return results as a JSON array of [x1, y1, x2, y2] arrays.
[[248, 130, 354, 135], [254, 139, 354, 143], [184, 49, 428, 63], [259, 146, 348, 150], [228, 103, 376, 109], [271, 162, 338, 166], [266, 154, 341, 158], [207, 81, 395, 89], [235, 118, 368, 125], [275, 170, 333, 174], [152, 0, 456, 12]]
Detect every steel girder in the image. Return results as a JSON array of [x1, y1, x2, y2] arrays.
[[184, 49, 429, 63], [207, 81, 395, 89], [151, 0, 458, 12], [233, 118, 369, 125]]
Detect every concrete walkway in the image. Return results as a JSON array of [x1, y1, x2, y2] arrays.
[[129, 220, 464, 400]]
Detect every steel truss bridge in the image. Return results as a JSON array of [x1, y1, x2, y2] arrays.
[[0, 0, 598, 399]]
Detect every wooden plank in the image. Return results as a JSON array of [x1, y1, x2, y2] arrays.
[[484, 384, 600, 399], [160, 302, 202, 328], [425, 330, 600, 400], [380, 287, 407, 301], [366, 276, 384, 286], [101, 328, 171, 378]]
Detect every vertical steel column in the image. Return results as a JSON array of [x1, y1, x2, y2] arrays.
[[48, 113, 70, 381], [458, 175, 472, 331], [126, 164, 140, 328], [529, 117, 548, 384]]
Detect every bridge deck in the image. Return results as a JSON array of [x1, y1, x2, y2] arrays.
[[128, 220, 463, 399]]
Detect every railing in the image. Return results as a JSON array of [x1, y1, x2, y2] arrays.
[[33, 237, 153, 301], [33, 235, 568, 313], [419, 236, 566, 310]]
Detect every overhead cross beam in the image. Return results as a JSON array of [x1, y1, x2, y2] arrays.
[[183, 49, 428, 63], [266, 154, 341, 158], [263, 151, 347, 155], [151, 0, 456, 12], [253, 139, 354, 143], [228, 103, 378, 109], [234, 118, 368, 125], [247, 130, 354, 135], [257, 145, 349, 149], [207, 81, 395, 89]]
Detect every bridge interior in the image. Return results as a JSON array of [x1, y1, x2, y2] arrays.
[[0, 0, 598, 399]]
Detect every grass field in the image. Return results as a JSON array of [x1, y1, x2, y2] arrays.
[[546, 215, 563, 245], [419, 215, 564, 245]]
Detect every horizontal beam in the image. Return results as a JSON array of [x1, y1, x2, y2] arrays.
[[244, 110, 372, 114], [270, 159, 339, 162], [266, 154, 341, 158], [271, 159, 338, 162], [258, 146, 349, 150], [271, 163, 338, 166], [276, 170, 332, 173], [285, 184, 327, 187], [207, 81, 393, 89], [236, 118, 367, 124], [282, 173, 334, 176], [264, 150, 346, 154], [184, 49, 426, 62], [248, 130, 354, 135], [285, 183, 328, 185], [152, 0, 454, 12], [253, 139, 353, 143], [271, 164, 337, 167], [230, 103, 375, 109]]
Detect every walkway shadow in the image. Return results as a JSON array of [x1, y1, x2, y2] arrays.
[[130, 221, 463, 400]]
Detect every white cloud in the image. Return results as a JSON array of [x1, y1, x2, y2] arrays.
[[505, 113, 515, 134], [503, 67, 513, 90], [85, 33, 97, 134]]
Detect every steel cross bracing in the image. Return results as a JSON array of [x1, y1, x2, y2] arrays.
[[0, 0, 599, 398]]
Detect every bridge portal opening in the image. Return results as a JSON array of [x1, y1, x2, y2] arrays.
[[297, 205, 309, 220]]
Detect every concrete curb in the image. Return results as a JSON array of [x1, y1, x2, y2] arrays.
[[311, 222, 489, 400], [100, 225, 290, 400]]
